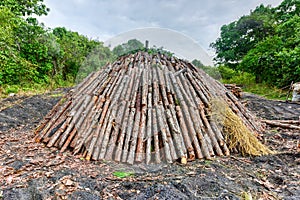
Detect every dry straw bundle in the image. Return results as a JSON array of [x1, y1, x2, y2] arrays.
[[211, 99, 273, 156]]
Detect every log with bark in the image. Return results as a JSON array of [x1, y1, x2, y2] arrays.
[[35, 51, 269, 164], [262, 119, 300, 130], [224, 84, 242, 98]]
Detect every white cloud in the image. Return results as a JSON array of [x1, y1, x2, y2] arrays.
[[38, 0, 282, 54]]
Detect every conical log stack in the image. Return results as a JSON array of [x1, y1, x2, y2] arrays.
[[35, 51, 268, 164]]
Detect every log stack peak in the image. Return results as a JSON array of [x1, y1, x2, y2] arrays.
[[35, 51, 270, 164]]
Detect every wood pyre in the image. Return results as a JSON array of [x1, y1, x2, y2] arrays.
[[35, 51, 271, 164]]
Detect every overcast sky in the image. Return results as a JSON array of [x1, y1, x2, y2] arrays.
[[37, 0, 282, 63]]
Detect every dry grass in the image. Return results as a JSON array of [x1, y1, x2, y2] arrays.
[[211, 99, 273, 156]]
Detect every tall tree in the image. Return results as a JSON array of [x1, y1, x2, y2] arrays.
[[274, 0, 300, 22], [52, 27, 112, 81], [15, 17, 53, 82], [192, 59, 204, 67], [240, 15, 300, 86], [0, 0, 49, 16], [0, 7, 33, 85], [112, 39, 144, 57], [210, 4, 274, 68]]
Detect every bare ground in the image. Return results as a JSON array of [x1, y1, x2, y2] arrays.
[[0, 90, 299, 200]]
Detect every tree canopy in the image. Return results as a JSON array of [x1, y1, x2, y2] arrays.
[[0, 1, 113, 92], [112, 39, 144, 57], [211, 0, 300, 87], [210, 4, 274, 68], [0, 0, 49, 16]]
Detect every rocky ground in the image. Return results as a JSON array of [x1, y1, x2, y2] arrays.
[[0, 90, 299, 200]]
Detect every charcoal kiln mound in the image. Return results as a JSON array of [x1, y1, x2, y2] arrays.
[[35, 51, 271, 164]]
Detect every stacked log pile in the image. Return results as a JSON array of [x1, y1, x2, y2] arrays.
[[224, 84, 242, 98], [35, 51, 267, 164]]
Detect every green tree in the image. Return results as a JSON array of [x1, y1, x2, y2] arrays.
[[112, 39, 144, 57], [210, 4, 274, 68], [240, 15, 300, 86], [192, 59, 204, 67], [14, 17, 53, 83], [0, 2, 112, 90], [76, 44, 113, 82], [0, 0, 49, 16], [53, 27, 112, 81], [0, 7, 33, 85], [274, 0, 300, 22], [212, 1, 300, 87], [0, 0, 50, 86]]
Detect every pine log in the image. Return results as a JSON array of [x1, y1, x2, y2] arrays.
[[145, 93, 153, 164], [263, 119, 300, 125], [35, 99, 72, 142], [92, 106, 112, 160], [175, 73, 212, 159], [98, 108, 117, 159], [156, 105, 172, 163], [121, 108, 136, 162], [114, 72, 136, 162], [169, 73, 204, 159], [262, 120, 300, 130], [135, 69, 149, 162], [152, 108, 161, 163], [127, 110, 141, 164]]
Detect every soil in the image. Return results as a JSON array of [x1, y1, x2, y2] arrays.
[[0, 90, 299, 200]]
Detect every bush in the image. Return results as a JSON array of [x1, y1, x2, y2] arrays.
[[4, 85, 19, 94], [217, 65, 237, 80], [218, 65, 286, 100], [198, 65, 222, 80]]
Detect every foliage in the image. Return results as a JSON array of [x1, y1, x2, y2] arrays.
[[192, 59, 204, 67], [52, 27, 112, 82], [112, 171, 134, 178], [217, 65, 237, 80], [192, 60, 221, 80], [112, 39, 174, 58], [15, 18, 54, 83], [212, 0, 300, 88], [219, 66, 286, 100], [0, 2, 113, 93], [0, 7, 33, 85], [244, 84, 287, 100], [76, 43, 113, 83], [112, 39, 144, 57], [240, 15, 300, 87], [210, 4, 274, 68], [273, 0, 300, 22], [218, 66, 255, 86], [0, 0, 49, 16]]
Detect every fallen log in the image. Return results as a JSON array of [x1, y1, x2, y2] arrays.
[[263, 119, 300, 125], [262, 120, 300, 130]]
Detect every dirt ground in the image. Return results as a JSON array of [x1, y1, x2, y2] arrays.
[[0, 90, 299, 200]]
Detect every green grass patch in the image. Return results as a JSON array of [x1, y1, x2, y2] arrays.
[[242, 84, 287, 100], [112, 171, 134, 178], [218, 66, 288, 100], [0, 78, 74, 98]]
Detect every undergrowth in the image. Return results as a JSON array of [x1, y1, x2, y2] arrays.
[[218, 66, 289, 100], [0, 80, 73, 98]]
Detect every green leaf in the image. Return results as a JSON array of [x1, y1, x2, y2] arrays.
[[112, 171, 134, 178]]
